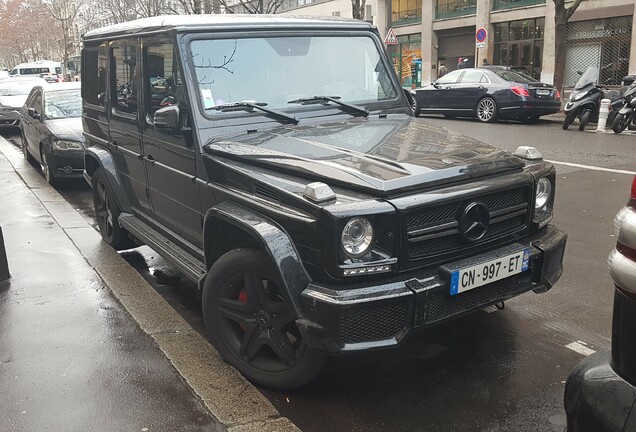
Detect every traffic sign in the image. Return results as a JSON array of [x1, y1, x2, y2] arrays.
[[476, 27, 488, 43], [476, 42, 486, 49], [384, 28, 398, 45]]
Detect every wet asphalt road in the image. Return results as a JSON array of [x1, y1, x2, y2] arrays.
[[4, 118, 636, 432]]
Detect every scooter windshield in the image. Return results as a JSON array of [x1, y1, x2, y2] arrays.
[[574, 67, 599, 90]]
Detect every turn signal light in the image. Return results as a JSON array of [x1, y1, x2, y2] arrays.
[[556, 90, 561, 100], [511, 86, 530, 97]]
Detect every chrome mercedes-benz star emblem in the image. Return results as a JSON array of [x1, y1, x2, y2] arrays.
[[441, 158, 454, 165], [460, 202, 490, 242]]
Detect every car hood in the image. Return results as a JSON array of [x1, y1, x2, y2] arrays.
[[46, 117, 84, 142], [0, 95, 28, 109], [203, 116, 524, 196]]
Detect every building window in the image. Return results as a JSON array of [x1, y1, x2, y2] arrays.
[[435, 0, 477, 20], [493, 18, 544, 80], [389, 0, 421, 26], [492, 0, 545, 11]]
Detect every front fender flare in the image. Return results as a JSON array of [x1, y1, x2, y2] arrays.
[[84, 146, 131, 213], [203, 201, 310, 317]]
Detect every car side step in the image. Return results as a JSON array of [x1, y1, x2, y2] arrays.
[[118, 213, 207, 286]]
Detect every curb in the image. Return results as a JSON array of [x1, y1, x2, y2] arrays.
[[0, 136, 300, 432]]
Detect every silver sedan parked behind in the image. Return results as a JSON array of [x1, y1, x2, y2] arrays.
[[0, 77, 47, 128]]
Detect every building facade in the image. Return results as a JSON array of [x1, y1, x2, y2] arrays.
[[282, 0, 636, 89]]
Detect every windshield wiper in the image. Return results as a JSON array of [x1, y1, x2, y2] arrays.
[[287, 96, 369, 117], [207, 102, 298, 125]]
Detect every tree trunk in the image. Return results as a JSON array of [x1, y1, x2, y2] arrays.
[[553, 0, 567, 95]]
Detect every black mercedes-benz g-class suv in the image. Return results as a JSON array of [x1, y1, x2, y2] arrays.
[[81, 15, 566, 390]]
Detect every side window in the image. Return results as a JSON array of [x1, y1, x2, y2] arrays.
[[460, 70, 484, 84], [145, 42, 185, 117], [480, 74, 489, 83], [32, 92, 42, 116], [112, 44, 138, 115], [83, 47, 107, 107], [437, 70, 463, 85]]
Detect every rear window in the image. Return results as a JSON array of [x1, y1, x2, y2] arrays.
[[494, 70, 538, 84]]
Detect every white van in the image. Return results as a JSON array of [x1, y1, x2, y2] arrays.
[[10, 61, 62, 78]]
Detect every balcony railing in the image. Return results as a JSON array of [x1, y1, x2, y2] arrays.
[[435, 0, 477, 19], [391, 9, 422, 26], [492, 0, 545, 11]]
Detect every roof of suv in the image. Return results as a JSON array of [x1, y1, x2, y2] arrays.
[[83, 14, 375, 40]]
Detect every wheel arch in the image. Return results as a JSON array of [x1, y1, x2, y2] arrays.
[[203, 201, 310, 317], [84, 146, 132, 213]]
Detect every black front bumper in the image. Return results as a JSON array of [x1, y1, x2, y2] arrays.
[[50, 149, 84, 179], [298, 225, 566, 353]]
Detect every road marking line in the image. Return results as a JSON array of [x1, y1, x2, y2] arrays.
[[565, 341, 596, 356], [546, 160, 636, 176]]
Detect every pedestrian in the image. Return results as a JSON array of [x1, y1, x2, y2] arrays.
[[438, 63, 448, 78], [482, 58, 490, 66], [457, 57, 464, 69]]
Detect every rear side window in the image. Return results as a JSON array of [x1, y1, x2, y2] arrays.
[[83, 47, 107, 107], [494, 70, 538, 84]]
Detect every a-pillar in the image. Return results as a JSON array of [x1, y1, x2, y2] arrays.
[[421, 0, 437, 84], [541, 0, 556, 85]]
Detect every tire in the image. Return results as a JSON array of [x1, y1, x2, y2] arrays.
[[92, 167, 134, 250], [40, 147, 57, 186], [411, 96, 420, 117], [476, 97, 498, 123], [613, 112, 631, 134], [607, 110, 618, 127], [562, 114, 575, 130], [21, 132, 35, 164], [578, 109, 592, 131], [202, 249, 327, 390]]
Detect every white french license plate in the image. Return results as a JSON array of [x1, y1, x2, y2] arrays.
[[536, 89, 550, 95], [450, 249, 529, 296]]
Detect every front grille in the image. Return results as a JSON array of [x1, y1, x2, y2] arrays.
[[405, 186, 531, 260], [420, 265, 536, 325], [339, 303, 407, 344]]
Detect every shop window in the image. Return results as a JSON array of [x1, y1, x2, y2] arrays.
[[435, 0, 477, 20], [388, 34, 422, 88], [492, 0, 545, 11], [390, 0, 421, 26], [492, 18, 544, 80]]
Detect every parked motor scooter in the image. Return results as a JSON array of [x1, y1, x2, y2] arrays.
[[612, 81, 636, 134], [563, 67, 623, 131]]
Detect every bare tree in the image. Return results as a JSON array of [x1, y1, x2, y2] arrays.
[[351, 0, 365, 20], [553, 0, 586, 95], [217, 0, 284, 14]]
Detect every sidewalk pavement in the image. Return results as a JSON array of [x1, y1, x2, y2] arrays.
[[0, 136, 299, 432]]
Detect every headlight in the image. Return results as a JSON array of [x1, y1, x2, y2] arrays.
[[53, 140, 83, 150], [341, 218, 374, 258], [571, 91, 588, 101], [535, 177, 552, 209]]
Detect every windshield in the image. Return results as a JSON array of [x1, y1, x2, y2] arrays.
[[189, 36, 398, 115], [0, 81, 40, 96], [574, 67, 599, 89], [45, 89, 82, 119]]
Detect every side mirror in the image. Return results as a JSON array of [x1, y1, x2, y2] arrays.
[[433, 81, 441, 89], [27, 107, 40, 120], [153, 105, 179, 130]]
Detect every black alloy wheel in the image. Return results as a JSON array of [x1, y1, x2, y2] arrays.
[[411, 96, 420, 117], [203, 249, 326, 390], [613, 112, 633, 134], [562, 114, 575, 130], [92, 168, 133, 250], [40, 147, 56, 185], [578, 109, 592, 131], [476, 97, 498, 123]]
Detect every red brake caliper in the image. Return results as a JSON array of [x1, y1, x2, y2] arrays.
[[238, 288, 248, 331]]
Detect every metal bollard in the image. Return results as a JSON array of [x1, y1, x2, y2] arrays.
[[597, 98, 612, 131], [0, 226, 9, 281]]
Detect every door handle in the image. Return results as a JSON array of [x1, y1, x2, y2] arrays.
[[146, 155, 154, 161]]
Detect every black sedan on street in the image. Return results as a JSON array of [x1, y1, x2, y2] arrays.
[[20, 82, 84, 185], [564, 176, 636, 431], [411, 67, 561, 123]]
